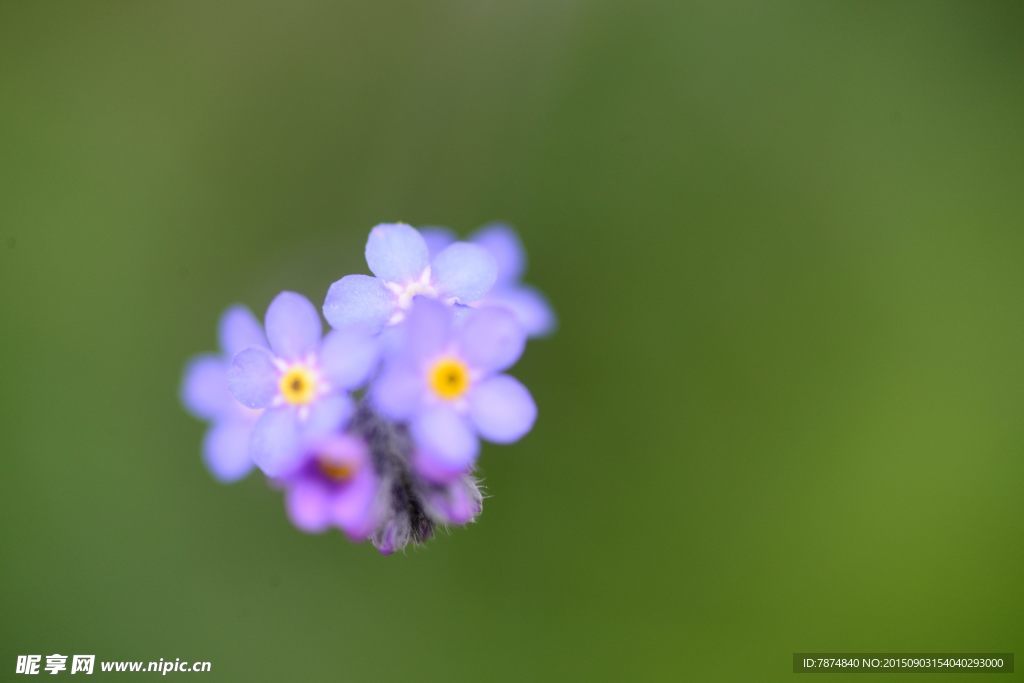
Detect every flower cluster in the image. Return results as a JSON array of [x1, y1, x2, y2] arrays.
[[181, 222, 553, 553]]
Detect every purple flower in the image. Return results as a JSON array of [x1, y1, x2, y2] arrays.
[[372, 298, 536, 481], [181, 305, 266, 482], [323, 223, 498, 332], [280, 433, 384, 539], [182, 218, 551, 552], [227, 291, 379, 477], [421, 223, 555, 337]]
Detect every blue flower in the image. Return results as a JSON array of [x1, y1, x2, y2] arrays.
[[227, 291, 379, 476], [182, 219, 549, 553], [180, 305, 266, 482], [372, 298, 536, 482], [322, 223, 498, 332]]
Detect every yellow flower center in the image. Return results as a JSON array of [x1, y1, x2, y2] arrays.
[[318, 458, 356, 482], [279, 366, 317, 405], [428, 357, 471, 400]]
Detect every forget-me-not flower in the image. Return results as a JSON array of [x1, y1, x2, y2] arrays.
[[182, 219, 549, 553], [372, 298, 536, 481], [227, 291, 379, 476], [323, 223, 498, 332]]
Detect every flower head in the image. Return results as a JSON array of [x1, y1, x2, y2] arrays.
[[180, 305, 266, 482], [323, 223, 498, 332], [182, 219, 547, 554], [227, 291, 379, 476], [372, 298, 536, 481]]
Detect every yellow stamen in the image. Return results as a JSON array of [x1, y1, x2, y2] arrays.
[[428, 357, 471, 400], [279, 366, 317, 405], [318, 458, 356, 482]]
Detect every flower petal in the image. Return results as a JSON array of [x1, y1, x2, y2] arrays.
[[403, 297, 453, 362], [265, 291, 322, 360], [412, 445, 476, 484], [375, 323, 405, 357], [218, 305, 265, 357], [423, 475, 483, 525], [251, 407, 304, 476], [485, 285, 556, 338], [227, 347, 279, 409], [365, 223, 429, 283], [411, 405, 479, 465], [315, 432, 370, 469], [329, 469, 381, 540], [202, 421, 254, 483], [285, 479, 331, 533], [371, 361, 422, 420], [418, 226, 456, 258], [323, 274, 394, 332], [319, 328, 379, 389], [431, 242, 497, 303], [471, 223, 525, 285], [457, 305, 525, 374], [181, 355, 232, 419], [302, 393, 354, 440], [468, 375, 536, 443]]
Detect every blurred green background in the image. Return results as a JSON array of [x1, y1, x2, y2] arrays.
[[2, 1, 1023, 681]]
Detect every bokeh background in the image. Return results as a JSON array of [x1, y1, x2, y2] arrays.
[[2, 1, 1023, 681]]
